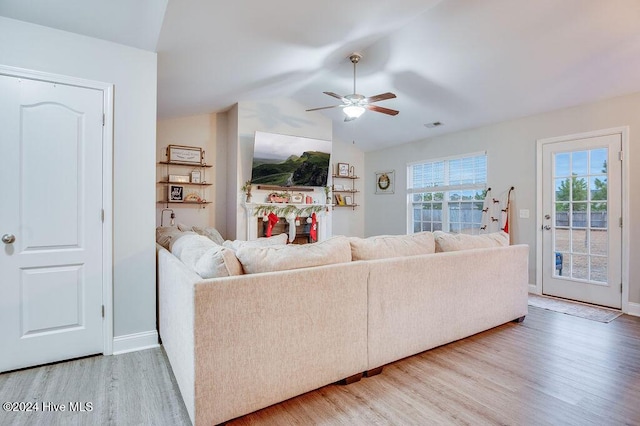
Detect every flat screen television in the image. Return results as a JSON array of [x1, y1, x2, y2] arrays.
[[251, 131, 331, 187]]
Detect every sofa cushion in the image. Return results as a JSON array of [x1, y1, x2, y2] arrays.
[[236, 236, 352, 274], [192, 225, 225, 245], [223, 233, 288, 251], [171, 234, 242, 278], [433, 231, 509, 252], [349, 231, 436, 261]]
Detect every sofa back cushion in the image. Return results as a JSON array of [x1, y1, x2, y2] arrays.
[[433, 231, 509, 252], [223, 233, 288, 252], [171, 234, 243, 278], [349, 231, 436, 261], [236, 236, 352, 274]]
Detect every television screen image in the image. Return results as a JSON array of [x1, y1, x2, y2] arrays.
[[251, 131, 331, 187]]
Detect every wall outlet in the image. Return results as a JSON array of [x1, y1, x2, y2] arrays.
[[519, 209, 530, 219]]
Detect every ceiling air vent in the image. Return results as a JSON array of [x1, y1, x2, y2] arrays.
[[424, 121, 443, 128]]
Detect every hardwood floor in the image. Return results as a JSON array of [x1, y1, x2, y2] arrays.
[[0, 347, 191, 426], [230, 307, 640, 426], [1, 306, 639, 425]]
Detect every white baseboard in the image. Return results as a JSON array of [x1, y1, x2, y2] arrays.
[[627, 302, 640, 317], [528, 284, 539, 294], [112, 330, 159, 355]]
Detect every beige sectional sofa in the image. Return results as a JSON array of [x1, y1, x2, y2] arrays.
[[157, 230, 529, 425]]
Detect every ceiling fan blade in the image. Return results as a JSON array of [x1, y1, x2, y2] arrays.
[[306, 105, 341, 112], [366, 104, 399, 116], [323, 91, 346, 100], [365, 92, 396, 103]]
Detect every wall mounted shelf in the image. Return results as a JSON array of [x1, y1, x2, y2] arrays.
[[331, 171, 359, 211], [157, 147, 213, 209]]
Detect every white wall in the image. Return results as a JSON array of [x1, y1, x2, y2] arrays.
[[156, 114, 226, 233], [365, 92, 639, 305], [230, 99, 333, 240], [0, 17, 158, 338]]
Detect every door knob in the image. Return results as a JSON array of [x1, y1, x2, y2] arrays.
[[2, 234, 15, 244]]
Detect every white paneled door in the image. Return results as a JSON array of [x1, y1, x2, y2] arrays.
[[541, 134, 622, 309], [0, 74, 104, 372]]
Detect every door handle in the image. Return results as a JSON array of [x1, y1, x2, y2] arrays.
[[2, 234, 16, 244], [542, 225, 551, 231]]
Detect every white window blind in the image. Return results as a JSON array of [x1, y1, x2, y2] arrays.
[[408, 153, 487, 234]]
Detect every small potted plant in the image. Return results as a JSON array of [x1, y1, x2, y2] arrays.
[[241, 180, 252, 203]]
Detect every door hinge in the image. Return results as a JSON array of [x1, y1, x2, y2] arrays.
[[101, 209, 105, 223], [101, 305, 105, 318], [619, 216, 623, 228], [621, 283, 623, 294], [619, 151, 623, 161], [102, 114, 105, 126]]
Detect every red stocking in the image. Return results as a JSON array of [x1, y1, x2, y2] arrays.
[[266, 212, 279, 237], [309, 212, 317, 242]]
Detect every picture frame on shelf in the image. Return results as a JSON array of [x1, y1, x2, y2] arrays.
[[169, 174, 190, 183], [190, 170, 201, 183], [167, 145, 203, 164], [344, 195, 353, 205], [291, 193, 304, 203], [375, 170, 395, 194], [337, 162, 350, 177], [334, 183, 344, 191], [169, 185, 184, 202]]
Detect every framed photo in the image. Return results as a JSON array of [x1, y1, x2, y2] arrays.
[[337, 163, 350, 177], [169, 174, 190, 183], [344, 195, 353, 205], [375, 170, 395, 194], [190, 171, 201, 183], [168, 185, 184, 202], [167, 145, 203, 164], [291, 193, 304, 203], [334, 184, 344, 191]]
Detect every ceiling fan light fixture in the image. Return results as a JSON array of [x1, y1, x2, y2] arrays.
[[343, 105, 365, 119]]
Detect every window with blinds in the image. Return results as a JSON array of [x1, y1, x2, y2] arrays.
[[408, 153, 487, 234]]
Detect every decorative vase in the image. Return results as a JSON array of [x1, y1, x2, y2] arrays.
[[246, 193, 252, 203]]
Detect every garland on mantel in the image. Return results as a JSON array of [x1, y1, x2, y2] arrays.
[[253, 204, 325, 218]]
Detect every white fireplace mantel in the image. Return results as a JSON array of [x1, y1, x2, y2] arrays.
[[242, 202, 331, 242]]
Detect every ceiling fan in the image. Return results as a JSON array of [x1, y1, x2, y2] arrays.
[[306, 53, 399, 122]]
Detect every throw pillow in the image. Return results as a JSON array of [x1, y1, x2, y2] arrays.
[[235, 236, 352, 274], [171, 234, 242, 278], [433, 231, 509, 252], [156, 226, 186, 250], [349, 231, 436, 261], [191, 226, 225, 245]]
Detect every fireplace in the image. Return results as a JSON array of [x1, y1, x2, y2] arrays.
[[243, 203, 330, 243], [256, 218, 312, 244]]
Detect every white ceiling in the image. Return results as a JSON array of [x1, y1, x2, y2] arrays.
[[3, 0, 640, 151]]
